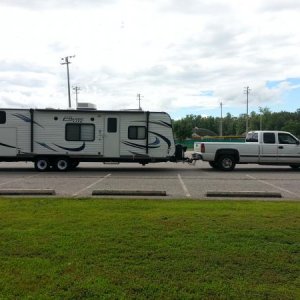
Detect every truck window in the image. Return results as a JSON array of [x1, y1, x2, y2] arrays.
[[246, 132, 258, 142], [263, 133, 275, 144], [278, 133, 298, 144]]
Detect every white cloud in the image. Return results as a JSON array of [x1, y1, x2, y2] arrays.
[[0, 0, 300, 116]]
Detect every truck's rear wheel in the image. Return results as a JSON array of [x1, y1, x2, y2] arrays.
[[217, 155, 236, 171], [34, 158, 50, 172], [54, 158, 70, 171]]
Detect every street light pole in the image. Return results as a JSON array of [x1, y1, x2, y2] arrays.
[[244, 86, 251, 133], [220, 101, 223, 136], [73, 86, 81, 109], [61, 55, 75, 108]]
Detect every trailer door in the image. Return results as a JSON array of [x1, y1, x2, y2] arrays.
[[0, 128, 17, 156], [103, 116, 120, 157]]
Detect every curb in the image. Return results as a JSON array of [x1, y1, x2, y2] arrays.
[[0, 189, 56, 195], [92, 190, 167, 196], [206, 191, 282, 198]]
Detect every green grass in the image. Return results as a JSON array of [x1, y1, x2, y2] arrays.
[[0, 199, 299, 299]]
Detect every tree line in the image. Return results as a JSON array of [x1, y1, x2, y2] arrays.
[[173, 108, 300, 140]]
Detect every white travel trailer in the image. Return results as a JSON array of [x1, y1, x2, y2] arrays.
[[0, 108, 186, 171]]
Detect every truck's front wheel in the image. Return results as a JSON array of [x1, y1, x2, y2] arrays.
[[217, 155, 236, 171]]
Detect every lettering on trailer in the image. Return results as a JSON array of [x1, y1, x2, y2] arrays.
[[62, 116, 83, 123]]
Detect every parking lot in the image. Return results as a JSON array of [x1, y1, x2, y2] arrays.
[[0, 157, 300, 200]]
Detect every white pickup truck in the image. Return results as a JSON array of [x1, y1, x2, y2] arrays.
[[194, 131, 300, 171]]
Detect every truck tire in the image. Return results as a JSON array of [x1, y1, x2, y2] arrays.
[[217, 155, 236, 171], [54, 158, 70, 171], [209, 161, 219, 169], [289, 164, 300, 169], [34, 157, 50, 172]]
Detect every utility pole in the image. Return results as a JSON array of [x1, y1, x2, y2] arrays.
[[61, 55, 75, 108], [220, 101, 223, 136], [73, 86, 81, 109], [137, 93, 143, 110], [244, 86, 251, 133]]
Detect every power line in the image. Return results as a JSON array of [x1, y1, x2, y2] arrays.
[[61, 55, 75, 108]]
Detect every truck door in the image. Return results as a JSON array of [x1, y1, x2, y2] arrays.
[[103, 116, 120, 157], [277, 132, 300, 164], [260, 132, 278, 162]]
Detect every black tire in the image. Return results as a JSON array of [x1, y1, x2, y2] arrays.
[[34, 158, 50, 172], [54, 158, 70, 171], [209, 161, 219, 169], [217, 155, 236, 171], [289, 164, 300, 169]]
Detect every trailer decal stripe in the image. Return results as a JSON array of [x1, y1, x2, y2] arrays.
[[36, 142, 58, 152], [12, 113, 44, 128], [148, 131, 171, 149], [0, 142, 16, 149], [53, 142, 86, 152], [122, 141, 160, 149], [132, 120, 172, 128]]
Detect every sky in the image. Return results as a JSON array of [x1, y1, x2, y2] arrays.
[[0, 0, 300, 119]]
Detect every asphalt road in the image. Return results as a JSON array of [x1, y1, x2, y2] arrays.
[[0, 159, 299, 199]]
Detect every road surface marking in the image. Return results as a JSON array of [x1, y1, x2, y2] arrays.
[[0, 174, 40, 187], [73, 173, 111, 196], [178, 174, 191, 197], [246, 175, 298, 196]]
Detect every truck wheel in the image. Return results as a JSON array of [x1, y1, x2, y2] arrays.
[[209, 161, 219, 169], [289, 164, 300, 169], [217, 155, 236, 171], [34, 158, 50, 172], [54, 158, 70, 171]]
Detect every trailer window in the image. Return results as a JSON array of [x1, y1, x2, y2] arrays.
[[128, 126, 146, 140], [107, 118, 117, 133], [263, 133, 275, 144], [66, 124, 95, 141], [0, 111, 6, 124]]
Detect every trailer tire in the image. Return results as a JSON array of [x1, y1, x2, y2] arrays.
[[54, 158, 70, 171], [209, 161, 219, 169], [34, 158, 50, 172], [217, 155, 236, 171]]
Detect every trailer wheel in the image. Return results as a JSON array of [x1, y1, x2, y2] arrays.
[[217, 155, 236, 171], [34, 158, 50, 172], [209, 161, 219, 169], [54, 158, 70, 171]]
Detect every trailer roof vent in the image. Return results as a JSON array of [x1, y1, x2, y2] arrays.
[[77, 102, 97, 111]]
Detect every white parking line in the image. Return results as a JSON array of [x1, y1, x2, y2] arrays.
[[178, 174, 191, 198], [73, 173, 111, 197], [246, 174, 298, 197], [0, 174, 40, 187]]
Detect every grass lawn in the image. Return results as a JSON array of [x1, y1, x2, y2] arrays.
[[0, 199, 299, 299]]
